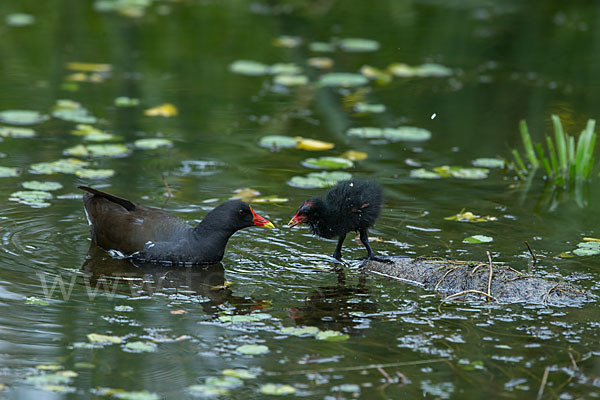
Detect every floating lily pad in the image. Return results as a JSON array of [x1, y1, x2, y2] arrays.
[[114, 305, 134, 312], [340, 150, 367, 161], [114, 97, 140, 107], [222, 369, 257, 380], [229, 60, 270, 76], [445, 209, 497, 223], [114, 391, 160, 400], [22, 181, 63, 191], [66, 62, 112, 73], [384, 127, 432, 142], [87, 333, 122, 344], [26, 296, 49, 305], [10, 191, 53, 208], [463, 235, 494, 244], [26, 371, 75, 386], [339, 38, 380, 52], [333, 384, 361, 393], [316, 330, 349, 341], [0, 110, 48, 125], [134, 138, 173, 150], [573, 241, 600, 256], [259, 135, 298, 150], [309, 42, 335, 52], [144, 103, 178, 117], [124, 341, 157, 353], [346, 127, 383, 139], [0, 126, 36, 138], [295, 137, 334, 151], [52, 105, 97, 124], [273, 35, 302, 48], [260, 384, 296, 395], [288, 171, 352, 189], [218, 313, 271, 323], [75, 168, 115, 179], [270, 63, 302, 75], [472, 158, 505, 168], [319, 73, 369, 87], [302, 156, 354, 169], [273, 74, 309, 86], [360, 65, 392, 83], [410, 168, 442, 179], [389, 62, 452, 77], [281, 326, 320, 336], [236, 344, 269, 355], [205, 377, 243, 389], [187, 385, 229, 397], [31, 158, 89, 175], [0, 166, 18, 177], [65, 144, 129, 157], [308, 57, 333, 69], [6, 13, 35, 27], [435, 166, 489, 179], [354, 103, 386, 113]]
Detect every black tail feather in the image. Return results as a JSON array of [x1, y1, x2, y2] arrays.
[[78, 186, 137, 211]]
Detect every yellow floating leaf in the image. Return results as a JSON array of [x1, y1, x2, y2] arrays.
[[445, 209, 497, 222], [144, 103, 178, 117], [340, 150, 368, 161], [66, 62, 112, 73], [65, 72, 88, 82], [170, 310, 188, 315], [0, 384, 4, 390], [87, 333, 122, 344], [295, 137, 335, 151], [308, 57, 333, 69], [231, 188, 260, 202], [252, 196, 289, 203], [36, 365, 62, 371], [583, 237, 600, 243], [211, 281, 234, 290]]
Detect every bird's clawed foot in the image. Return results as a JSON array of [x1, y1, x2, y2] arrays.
[[357, 254, 394, 264]]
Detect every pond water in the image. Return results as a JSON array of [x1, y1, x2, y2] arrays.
[[1, 0, 599, 398]]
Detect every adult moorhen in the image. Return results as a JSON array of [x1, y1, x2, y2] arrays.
[[79, 186, 274, 265], [288, 179, 390, 262]]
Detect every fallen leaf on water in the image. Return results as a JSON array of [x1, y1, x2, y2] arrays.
[[583, 237, 600, 243], [445, 209, 497, 223], [340, 150, 367, 161], [170, 309, 188, 315], [144, 103, 178, 117], [295, 137, 334, 151], [211, 281, 233, 290], [231, 188, 260, 201], [87, 333, 122, 344], [66, 62, 112, 72]]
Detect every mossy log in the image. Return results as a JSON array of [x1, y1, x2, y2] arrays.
[[365, 256, 594, 307]]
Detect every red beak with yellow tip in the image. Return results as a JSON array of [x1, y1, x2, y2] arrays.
[[250, 206, 275, 229]]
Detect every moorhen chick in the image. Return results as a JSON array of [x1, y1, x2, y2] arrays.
[[79, 186, 274, 265], [288, 179, 390, 262]]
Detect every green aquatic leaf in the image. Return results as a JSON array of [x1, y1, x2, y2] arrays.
[[63, 144, 88, 157], [274, 74, 309, 86], [114, 305, 134, 312], [339, 38, 380, 52], [124, 341, 157, 353], [52, 108, 97, 124], [10, 190, 53, 206], [319, 73, 369, 87], [332, 384, 361, 393], [0, 110, 48, 125], [87, 144, 129, 157], [383, 127, 432, 142], [74, 168, 115, 179], [218, 313, 271, 323], [472, 158, 505, 168], [409, 168, 441, 179], [6, 13, 35, 27], [114, 97, 140, 107], [21, 181, 63, 191], [573, 241, 600, 256], [31, 158, 89, 174], [236, 344, 269, 355], [0, 166, 19, 177], [281, 326, 320, 336], [87, 333, 122, 344], [389, 62, 452, 77], [347, 127, 385, 139], [444, 167, 489, 179], [309, 41, 335, 52], [270, 63, 302, 75], [302, 156, 354, 170], [205, 377, 243, 389], [316, 330, 349, 341], [26, 373, 72, 385], [114, 391, 160, 400], [134, 138, 173, 150], [258, 135, 298, 150], [260, 383, 296, 395], [0, 126, 36, 138], [222, 369, 257, 380], [187, 385, 229, 397], [462, 235, 494, 244], [26, 296, 50, 305], [229, 60, 270, 76], [273, 35, 302, 48], [354, 103, 386, 114], [288, 171, 352, 189]]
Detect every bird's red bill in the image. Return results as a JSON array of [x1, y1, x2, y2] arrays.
[[250, 207, 275, 229], [288, 214, 306, 228]]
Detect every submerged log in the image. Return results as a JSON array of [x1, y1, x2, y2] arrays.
[[365, 256, 595, 307]]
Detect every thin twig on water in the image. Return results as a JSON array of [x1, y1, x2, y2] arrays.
[[486, 251, 494, 301], [536, 366, 550, 400], [525, 241, 537, 266]]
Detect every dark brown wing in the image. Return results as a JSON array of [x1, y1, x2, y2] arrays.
[[80, 187, 191, 255]]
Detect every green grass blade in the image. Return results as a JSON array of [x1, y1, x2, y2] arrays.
[[567, 135, 575, 165], [551, 114, 568, 173], [512, 149, 527, 175], [582, 120, 596, 178], [535, 143, 552, 178], [545, 136, 559, 177], [520, 120, 539, 168]]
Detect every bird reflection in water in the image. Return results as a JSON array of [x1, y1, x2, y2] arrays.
[[79, 243, 264, 315]]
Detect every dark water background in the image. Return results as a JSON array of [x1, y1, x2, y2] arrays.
[[0, 0, 599, 398]]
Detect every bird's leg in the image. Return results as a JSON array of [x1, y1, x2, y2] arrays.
[[332, 233, 346, 261], [358, 229, 393, 263]]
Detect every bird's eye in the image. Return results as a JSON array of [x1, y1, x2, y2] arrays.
[[238, 209, 246, 215]]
